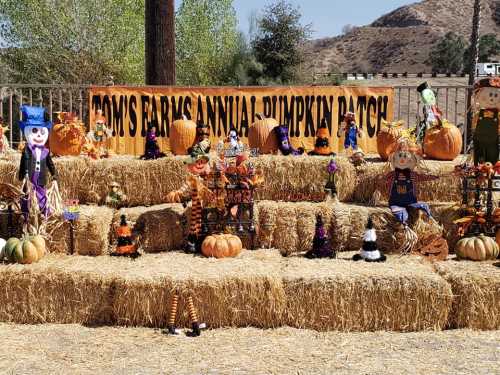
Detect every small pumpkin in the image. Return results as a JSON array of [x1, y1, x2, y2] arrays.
[[201, 234, 243, 258], [455, 234, 499, 261], [423, 120, 462, 161], [377, 120, 404, 160], [3, 236, 46, 264], [248, 113, 279, 154], [170, 115, 197, 155], [49, 112, 86, 156]]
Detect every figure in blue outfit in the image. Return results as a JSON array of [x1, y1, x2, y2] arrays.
[[339, 112, 362, 152]]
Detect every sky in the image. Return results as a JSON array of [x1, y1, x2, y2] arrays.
[[233, 0, 417, 38]]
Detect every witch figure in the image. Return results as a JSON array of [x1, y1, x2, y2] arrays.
[[141, 124, 165, 160]]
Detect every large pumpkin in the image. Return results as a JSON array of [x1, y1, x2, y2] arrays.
[[377, 120, 404, 160], [49, 112, 86, 156], [3, 236, 46, 264], [423, 121, 462, 161], [201, 234, 243, 258], [455, 234, 499, 261], [0, 238, 6, 261], [248, 113, 279, 154], [170, 115, 197, 155]]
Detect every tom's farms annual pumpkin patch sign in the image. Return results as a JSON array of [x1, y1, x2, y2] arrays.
[[89, 86, 394, 156]]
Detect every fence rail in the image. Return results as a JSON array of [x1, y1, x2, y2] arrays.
[[0, 83, 471, 152]]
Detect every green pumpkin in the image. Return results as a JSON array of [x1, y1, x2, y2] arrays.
[[4, 238, 21, 262]]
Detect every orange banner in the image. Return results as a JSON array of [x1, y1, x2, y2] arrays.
[[89, 86, 394, 155]]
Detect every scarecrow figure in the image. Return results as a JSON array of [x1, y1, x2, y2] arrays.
[[274, 124, 304, 156], [0, 117, 10, 155], [105, 181, 127, 207], [87, 110, 113, 158], [471, 77, 500, 165], [417, 82, 442, 143], [166, 149, 214, 253], [140, 124, 166, 160], [18, 105, 58, 218], [338, 112, 362, 153]]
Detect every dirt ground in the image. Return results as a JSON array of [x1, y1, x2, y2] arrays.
[[0, 324, 498, 375]]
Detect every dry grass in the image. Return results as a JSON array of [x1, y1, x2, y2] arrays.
[[0, 154, 464, 207], [0, 324, 498, 375], [435, 259, 500, 330], [0, 250, 459, 332]]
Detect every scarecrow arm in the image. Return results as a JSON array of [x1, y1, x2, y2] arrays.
[[18, 149, 29, 181]]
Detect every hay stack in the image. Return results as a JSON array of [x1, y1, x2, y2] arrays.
[[282, 254, 453, 331], [435, 260, 500, 330]]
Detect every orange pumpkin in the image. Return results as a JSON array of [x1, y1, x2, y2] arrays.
[[201, 234, 243, 258], [170, 115, 197, 155], [49, 112, 86, 156], [423, 121, 462, 161], [248, 113, 279, 154], [377, 120, 404, 160]]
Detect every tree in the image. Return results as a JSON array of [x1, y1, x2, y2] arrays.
[[252, 0, 312, 84], [145, 0, 175, 85], [464, 34, 500, 66], [429, 32, 466, 74], [175, 0, 238, 86], [0, 0, 145, 84]]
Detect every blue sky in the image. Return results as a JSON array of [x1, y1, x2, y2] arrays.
[[234, 0, 417, 38]]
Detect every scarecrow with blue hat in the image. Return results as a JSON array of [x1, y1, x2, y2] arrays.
[[18, 105, 58, 217]]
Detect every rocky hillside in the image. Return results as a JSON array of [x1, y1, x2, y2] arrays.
[[306, 0, 500, 73]]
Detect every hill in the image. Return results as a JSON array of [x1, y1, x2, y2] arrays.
[[306, 0, 500, 74]]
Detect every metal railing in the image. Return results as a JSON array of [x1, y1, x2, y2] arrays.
[[0, 83, 471, 151]]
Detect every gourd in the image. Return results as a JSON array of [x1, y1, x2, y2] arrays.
[[455, 234, 499, 261], [170, 115, 197, 155], [377, 120, 404, 160], [49, 112, 86, 156], [423, 121, 462, 161], [3, 236, 46, 264], [201, 234, 243, 258], [248, 113, 279, 154]]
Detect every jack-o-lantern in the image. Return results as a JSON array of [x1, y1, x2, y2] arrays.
[[309, 119, 335, 156], [170, 115, 197, 155], [423, 120, 462, 161], [248, 113, 279, 154], [49, 112, 86, 156], [377, 120, 404, 160]]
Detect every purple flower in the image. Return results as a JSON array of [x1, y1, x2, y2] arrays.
[[327, 159, 338, 174]]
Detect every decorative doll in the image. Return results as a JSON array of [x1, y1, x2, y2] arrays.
[[111, 214, 140, 258], [18, 106, 58, 218], [188, 122, 211, 155], [349, 148, 366, 167], [274, 124, 304, 156], [416, 82, 442, 143], [0, 117, 10, 155], [338, 112, 362, 153], [166, 149, 214, 253], [352, 216, 386, 262], [226, 127, 244, 154], [305, 215, 335, 259], [140, 124, 166, 160], [105, 181, 127, 207], [324, 157, 338, 200], [308, 119, 335, 156], [471, 78, 500, 165], [87, 110, 113, 158]]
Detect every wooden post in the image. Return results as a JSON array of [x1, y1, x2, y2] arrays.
[[145, 0, 176, 85], [466, 0, 481, 143]]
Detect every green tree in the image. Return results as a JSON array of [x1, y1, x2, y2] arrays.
[[0, 0, 144, 84], [252, 0, 311, 84], [175, 0, 238, 85], [429, 32, 466, 74], [464, 33, 500, 67]]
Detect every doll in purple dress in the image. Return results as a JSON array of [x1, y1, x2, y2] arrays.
[[274, 124, 304, 156], [141, 124, 165, 160]]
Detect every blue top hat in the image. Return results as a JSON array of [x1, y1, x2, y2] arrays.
[[19, 105, 52, 132]]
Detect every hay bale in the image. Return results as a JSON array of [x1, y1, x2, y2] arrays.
[[283, 254, 453, 331], [134, 204, 187, 253], [435, 260, 500, 330]]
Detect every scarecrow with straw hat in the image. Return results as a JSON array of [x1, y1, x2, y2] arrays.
[[338, 111, 362, 154], [18, 105, 59, 219], [87, 109, 113, 158], [166, 148, 214, 253]]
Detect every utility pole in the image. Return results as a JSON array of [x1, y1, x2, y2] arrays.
[[466, 0, 481, 144], [145, 0, 176, 85]]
